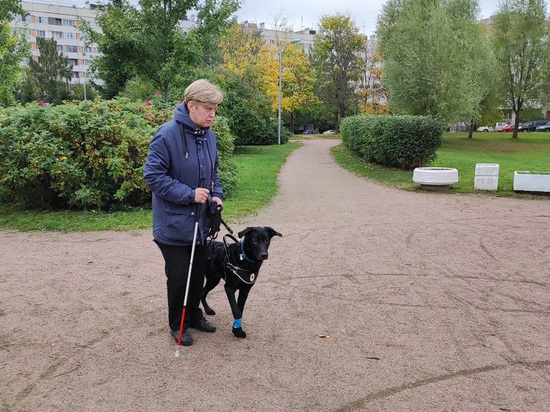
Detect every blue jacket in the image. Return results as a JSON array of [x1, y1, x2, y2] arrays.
[[143, 103, 223, 246]]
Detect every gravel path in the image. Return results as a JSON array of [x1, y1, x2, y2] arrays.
[[1, 138, 549, 411]]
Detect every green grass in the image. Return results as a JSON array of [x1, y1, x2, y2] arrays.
[[222, 142, 300, 220], [333, 131, 550, 198], [0, 142, 300, 232]]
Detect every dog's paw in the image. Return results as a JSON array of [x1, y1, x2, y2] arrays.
[[204, 307, 216, 316], [232, 327, 247, 338]]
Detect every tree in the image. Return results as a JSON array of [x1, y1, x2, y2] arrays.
[[359, 45, 388, 115], [216, 21, 287, 144], [194, 0, 241, 66], [219, 21, 263, 78], [28, 38, 71, 104], [377, 0, 496, 125], [85, 0, 239, 101], [16, 68, 40, 103], [0, 0, 24, 18], [0, 0, 28, 106], [82, 1, 141, 99], [491, 0, 550, 138], [258, 42, 316, 132], [310, 14, 366, 132]]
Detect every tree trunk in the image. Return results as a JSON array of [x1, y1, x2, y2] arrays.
[[468, 118, 475, 139], [512, 110, 520, 139]]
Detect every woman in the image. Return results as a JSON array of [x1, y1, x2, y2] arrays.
[[144, 79, 224, 346]]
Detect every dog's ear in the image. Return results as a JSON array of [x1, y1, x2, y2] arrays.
[[238, 227, 254, 239], [265, 227, 282, 238]]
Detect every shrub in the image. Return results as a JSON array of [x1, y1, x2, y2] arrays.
[[341, 115, 445, 170], [0, 101, 154, 210], [0, 99, 237, 210]]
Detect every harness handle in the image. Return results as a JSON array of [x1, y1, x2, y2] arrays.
[[223, 233, 240, 255]]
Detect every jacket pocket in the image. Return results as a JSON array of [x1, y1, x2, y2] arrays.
[[164, 208, 196, 243]]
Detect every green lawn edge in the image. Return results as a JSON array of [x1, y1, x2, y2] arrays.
[[332, 132, 550, 200]]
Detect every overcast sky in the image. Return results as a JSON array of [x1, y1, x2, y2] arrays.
[[233, 0, 501, 35], [48, 0, 501, 36]]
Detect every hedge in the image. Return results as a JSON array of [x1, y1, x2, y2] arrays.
[[341, 115, 445, 170], [0, 99, 236, 210]]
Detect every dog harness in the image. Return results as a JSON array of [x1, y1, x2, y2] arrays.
[[222, 234, 258, 285]]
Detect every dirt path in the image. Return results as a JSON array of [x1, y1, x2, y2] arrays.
[[1, 138, 549, 411]]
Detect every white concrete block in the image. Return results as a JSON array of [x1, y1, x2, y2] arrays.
[[514, 171, 550, 193], [413, 167, 458, 185], [475, 163, 499, 176], [475, 176, 498, 190]]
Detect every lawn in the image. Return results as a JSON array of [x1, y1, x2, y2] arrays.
[[333, 131, 550, 197], [0, 142, 300, 232]]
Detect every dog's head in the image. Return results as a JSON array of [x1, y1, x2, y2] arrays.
[[238, 226, 282, 261]]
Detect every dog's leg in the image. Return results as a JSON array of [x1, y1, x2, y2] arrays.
[[237, 289, 249, 316], [233, 289, 250, 338], [201, 275, 221, 316], [224, 285, 246, 338]]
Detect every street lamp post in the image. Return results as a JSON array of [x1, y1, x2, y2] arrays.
[[278, 39, 300, 145]]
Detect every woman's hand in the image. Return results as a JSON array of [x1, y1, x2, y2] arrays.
[[212, 196, 223, 207], [194, 188, 210, 204]]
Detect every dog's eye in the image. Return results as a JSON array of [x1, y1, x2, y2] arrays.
[[252, 238, 258, 244]]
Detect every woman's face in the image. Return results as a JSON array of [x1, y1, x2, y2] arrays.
[[188, 101, 217, 128]]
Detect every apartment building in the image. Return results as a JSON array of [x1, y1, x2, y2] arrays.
[[240, 21, 316, 54], [9, 0, 102, 85]]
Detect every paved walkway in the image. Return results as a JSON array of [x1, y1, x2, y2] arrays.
[[1, 138, 549, 411]]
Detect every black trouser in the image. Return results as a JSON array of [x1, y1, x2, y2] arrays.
[[155, 241, 206, 331]]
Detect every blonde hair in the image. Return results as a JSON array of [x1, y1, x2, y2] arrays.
[[184, 79, 223, 106]]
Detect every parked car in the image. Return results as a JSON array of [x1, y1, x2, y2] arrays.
[[522, 120, 550, 132], [502, 125, 515, 132], [495, 122, 509, 132], [322, 130, 336, 135], [477, 126, 494, 132], [518, 122, 530, 132], [535, 122, 550, 132]]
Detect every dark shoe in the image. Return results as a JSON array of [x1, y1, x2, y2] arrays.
[[171, 328, 193, 346], [190, 318, 216, 333]]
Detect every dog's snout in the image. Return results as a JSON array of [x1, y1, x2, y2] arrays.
[[260, 253, 268, 260]]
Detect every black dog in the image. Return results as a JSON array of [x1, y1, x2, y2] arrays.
[[201, 226, 282, 338]]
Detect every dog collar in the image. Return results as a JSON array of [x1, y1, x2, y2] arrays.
[[240, 242, 257, 262]]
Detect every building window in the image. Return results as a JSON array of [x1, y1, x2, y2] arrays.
[[57, 45, 64, 52], [63, 19, 76, 27], [48, 17, 62, 26], [64, 32, 75, 39], [16, 14, 31, 22], [37, 16, 47, 24], [51, 31, 63, 39], [36, 30, 46, 38], [68, 59, 78, 66], [64, 45, 78, 53], [72, 72, 80, 79]]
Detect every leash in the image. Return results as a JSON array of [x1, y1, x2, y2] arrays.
[[205, 197, 234, 242]]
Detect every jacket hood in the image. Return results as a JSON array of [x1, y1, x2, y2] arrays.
[[174, 102, 207, 136]]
